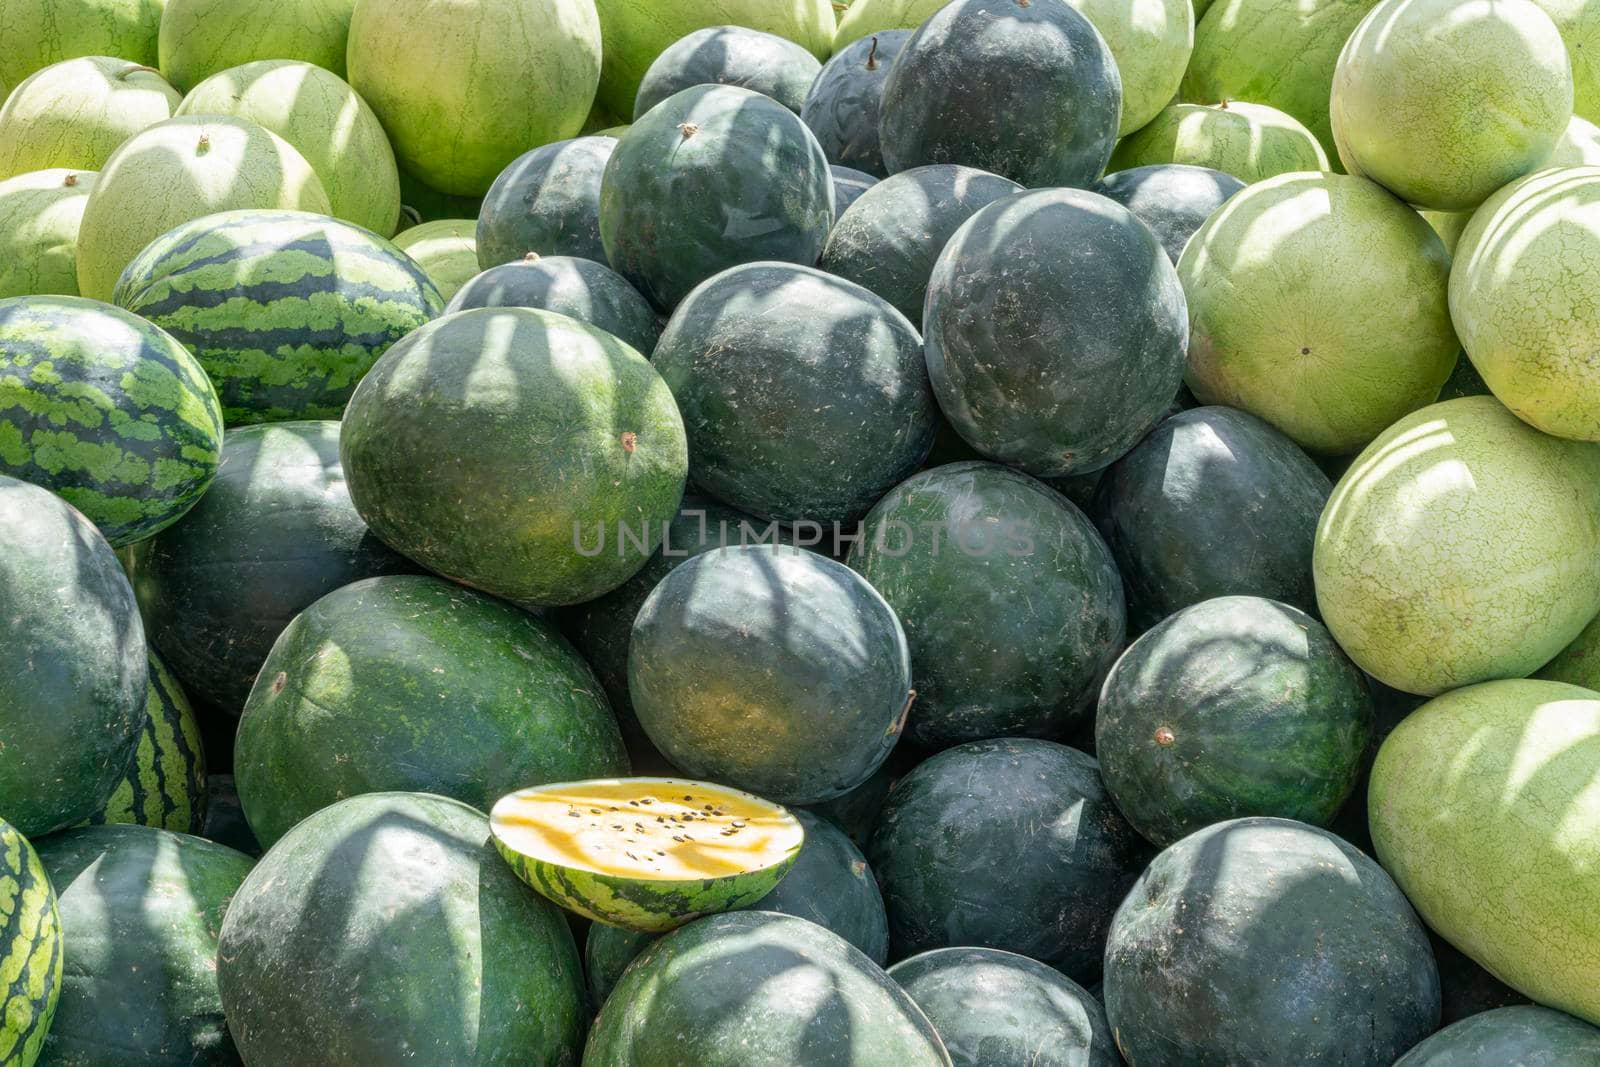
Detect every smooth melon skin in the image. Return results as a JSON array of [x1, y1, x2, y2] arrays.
[[476, 136, 615, 268], [217, 792, 587, 1066], [830, 165, 877, 218], [1108, 101, 1330, 184], [445, 255, 660, 354], [1090, 163, 1245, 265], [633, 26, 821, 119], [158, 0, 354, 91], [1314, 396, 1600, 695], [1331, 0, 1573, 211], [0, 169, 94, 298], [1394, 1005, 1600, 1065], [200, 775, 260, 858], [84, 649, 206, 833], [0, 57, 179, 177], [391, 218, 477, 300], [801, 31, 909, 177], [0, 817, 62, 1067], [0, 0, 164, 88], [1180, 172, 1457, 456]]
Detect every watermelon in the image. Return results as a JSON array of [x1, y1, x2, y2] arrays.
[[925, 187, 1188, 478], [1539, 0, 1600, 123], [36, 825, 253, 1066], [584, 923, 655, 1011], [1108, 100, 1330, 183], [0, 817, 62, 1067], [804, 758, 895, 850], [475, 136, 615, 267], [74, 116, 331, 301], [0, 295, 223, 547], [0, 0, 163, 87], [158, 0, 356, 91], [801, 31, 909, 177], [877, 0, 1121, 188], [235, 574, 629, 849], [630, 544, 913, 804], [341, 306, 688, 606], [869, 739, 1150, 981], [600, 84, 833, 312], [818, 164, 1022, 326], [200, 775, 260, 857], [390, 218, 477, 300], [1395, 1005, 1600, 1065], [217, 792, 587, 1064], [583, 911, 952, 1066], [113, 209, 443, 425], [175, 60, 401, 236], [0, 476, 147, 836], [1539, 606, 1600, 687], [0, 169, 93, 298], [0, 57, 179, 177], [1104, 817, 1439, 1066], [889, 948, 1119, 1067], [84, 649, 206, 834], [1430, 932, 1534, 1026], [397, 167, 484, 226], [847, 462, 1126, 749], [346, 0, 600, 196], [1090, 163, 1245, 265], [830, 165, 876, 218], [444, 254, 660, 354], [633, 26, 821, 119]]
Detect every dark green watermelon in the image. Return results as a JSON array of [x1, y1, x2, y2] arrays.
[[802, 31, 910, 177], [924, 188, 1188, 478], [653, 262, 938, 523], [217, 792, 587, 1065], [112, 209, 445, 425], [831, 165, 877, 219], [599, 84, 833, 312], [804, 758, 895, 850], [235, 574, 628, 849], [1104, 817, 1439, 1066], [584, 923, 655, 1013], [1396, 1005, 1593, 1064], [848, 461, 1125, 748], [869, 739, 1149, 982], [37, 825, 253, 1066], [0, 475, 147, 836], [878, 0, 1120, 187], [475, 136, 616, 268], [584, 912, 951, 1066], [443, 254, 661, 353], [123, 420, 415, 716], [632, 26, 821, 119], [1089, 405, 1331, 630], [888, 947, 1119, 1067], [1090, 163, 1246, 265], [85, 648, 207, 834], [201, 774, 260, 858], [0, 295, 223, 547], [1096, 596, 1373, 847], [0, 816, 62, 1066]]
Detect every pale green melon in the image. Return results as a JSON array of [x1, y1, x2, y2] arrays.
[[1331, 0, 1573, 211], [0, 168, 94, 297], [1315, 396, 1600, 695], [1109, 101, 1328, 183], [1534, 0, 1600, 124], [1538, 610, 1600, 687], [1369, 679, 1600, 1026], [158, 0, 356, 92], [176, 60, 399, 236], [0, 0, 164, 87], [0, 56, 179, 178], [348, 0, 602, 197], [393, 219, 478, 300], [74, 115, 330, 300]]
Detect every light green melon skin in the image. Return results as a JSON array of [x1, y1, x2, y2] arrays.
[[1109, 101, 1329, 184], [1332, 0, 1573, 211], [176, 60, 400, 237], [0, 818, 63, 1067], [1315, 396, 1600, 695], [0, 0, 164, 88], [393, 219, 477, 300], [1369, 679, 1600, 1026], [74, 115, 330, 301], [158, 0, 355, 92], [1538, 608, 1600, 687], [1179, 171, 1456, 455], [347, 0, 601, 197], [1535, 0, 1600, 124], [0, 169, 93, 298], [0, 57, 179, 178], [85, 649, 205, 833]]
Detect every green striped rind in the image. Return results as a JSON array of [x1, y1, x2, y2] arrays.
[[0, 818, 63, 1067], [113, 209, 444, 425], [85, 649, 206, 834], [0, 294, 224, 547]]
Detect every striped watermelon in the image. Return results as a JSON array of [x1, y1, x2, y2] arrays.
[[0, 817, 63, 1067], [113, 209, 444, 424], [85, 649, 206, 834], [0, 295, 224, 547]]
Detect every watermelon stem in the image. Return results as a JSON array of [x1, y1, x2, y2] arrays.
[[867, 36, 881, 71]]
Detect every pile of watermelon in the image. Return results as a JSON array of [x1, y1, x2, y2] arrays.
[[7, 0, 1600, 1062]]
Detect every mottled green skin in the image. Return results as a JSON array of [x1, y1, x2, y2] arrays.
[[1090, 406, 1330, 629], [630, 545, 913, 804], [1539, 608, 1600, 687], [819, 164, 1021, 326], [889, 948, 1119, 1067], [124, 420, 413, 715], [1315, 397, 1600, 695], [847, 462, 1124, 748], [925, 188, 1188, 477], [85, 649, 206, 834], [584, 912, 951, 1067], [1331, 0, 1573, 211], [0, 57, 178, 177], [36, 826, 252, 1066], [1097, 596, 1372, 847], [158, 0, 354, 91], [869, 739, 1150, 981], [801, 31, 909, 177], [476, 137, 615, 267], [0, 819, 62, 1067], [342, 306, 688, 606], [1181, 172, 1457, 455], [0, 169, 93, 298], [599, 85, 833, 312], [218, 792, 587, 1065], [633, 26, 820, 119], [1396, 1006, 1600, 1065], [113, 209, 443, 425], [391, 219, 477, 301], [1105, 817, 1439, 1066], [1538, 0, 1600, 123], [1109, 101, 1329, 184], [445, 255, 659, 354], [1089, 164, 1245, 266], [0, 0, 163, 88], [654, 262, 937, 523], [877, 0, 1121, 188], [236, 574, 627, 849]]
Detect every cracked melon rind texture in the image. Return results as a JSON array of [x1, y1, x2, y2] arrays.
[[85, 649, 206, 834], [1394, 1005, 1600, 1065], [0, 169, 94, 298], [0, 57, 179, 177], [158, 0, 355, 92], [1108, 101, 1329, 184], [633, 26, 821, 119], [1536, 0, 1600, 124], [0, 0, 163, 88], [0, 817, 61, 1067]]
